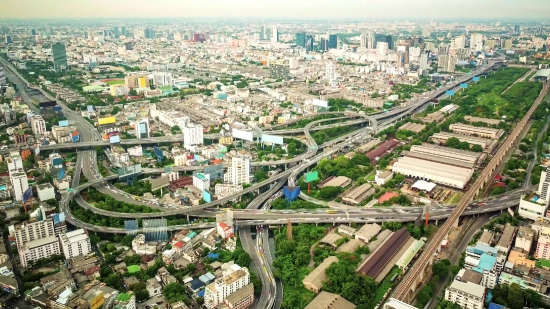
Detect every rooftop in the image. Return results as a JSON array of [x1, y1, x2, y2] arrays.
[[304, 291, 356, 309], [449, 280, 485, 298], [116, 293, 133, 303], [225, 283, 254, 304], [25, 235, 58, 249]]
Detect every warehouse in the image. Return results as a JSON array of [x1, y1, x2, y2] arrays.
[[302, 256, 339, 293], [402, 151, 475, 169], [432, 132, 493, 150], [358, 139, 382, 153], [366, 139, 400, 164], [391, 156, 474, 189], [320, 176, 352, 188], [396, 238, 426, 270], [356, 229, 411, 278], [410, 144, 481, 166], [398, 122, 426, 133], [449, 123, 504, 139], [341, 183, 375, 205], [464, 116, 501, 126], [355, 223, 381, 243], [375, 237, 416, 282], [367, 230, 393, 253]]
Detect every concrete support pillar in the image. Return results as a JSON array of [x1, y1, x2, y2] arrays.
[[453, 218, 459, 228], [186, 214, 190, 221], [435, 219, 438, 225]]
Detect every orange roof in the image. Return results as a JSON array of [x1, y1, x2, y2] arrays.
[[173, 241, 184, 248], [378, 192, 398, 203]]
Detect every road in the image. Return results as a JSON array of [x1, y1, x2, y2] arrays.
[[524, 95, 550, 187]]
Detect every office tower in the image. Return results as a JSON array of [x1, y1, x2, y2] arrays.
[[271, 27, 279, 43], [419, 53, 429, 70], [193, 173, 210, 192], [326, 62, 336, 84], [87, 30, 94, 41], [114, 27, 120, 38], [30, 115, 46, 135], [10, 171, 29, 202], [204, 265, 251, 309], [503, 39, 513, 49], [59, 229, 92, 259], [84, 31, 88, 39], [328, 34, 337, 49], [296, 32, 306, 47], [367, 31, 374, 49], [386, 35, 394, 50], [121, 26, 126, 36], [224, 157, 251, 185], [4, 35, 12, 44], [0, 66, 6, 86], [135, 118, 150, 139], [409, 46, 421, 62], [31, 29, 36, 35], [321, 38, 329, 51], [269, 63, 289, 80], [360, 33, 368, 48], [45, 26, 54, 36], [424, 42, 435, 52], [52, 42, 67, 73], [7, 152, 23, 172], [438, 44, 449, 55], [470, 33, 484, 51], [183, 123, 204, 150], [260, 25, 265, 40], [305, 35, 314, 52], [125, 42, 134, 50], [514, 25, 520, 33], [15, 219, 60, 267], [377, 42, 389, 56], [152, 72, 173, 87], [145, 28, 155, 39], [438, 54, 456, 73], [454, 35, 466, 49]]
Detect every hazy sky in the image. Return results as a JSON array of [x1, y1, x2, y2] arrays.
[[1, 0, 549, 20]]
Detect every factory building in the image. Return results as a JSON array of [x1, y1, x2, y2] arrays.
[[391, 156, 473, 189]]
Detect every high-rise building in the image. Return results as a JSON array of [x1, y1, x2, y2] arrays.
[[134, 119, 150, 139], [260, 25, 265, 40], [52, 42, 67, 72], [305, 35, 314, 52], [469, 33, 484, 51], [15, 219, 60, 267], [30, 115, 46, 135], [31, 29, 36, 35], [204, 265, 251, 309], [535, 228, 550, 259], [454, 35, 466, 49], [59, 229, 92, 259], [386, 35, 394, 50], [114, 27, 120, 38], [4, 35, 12, 44], [438, 54, 456, 73], [0, 66, 6, 86], [121, 26, 127, 36], [145, 28, 155, 39], [45, 26, 54, 36], [419, 53, 429, 70], [193, 173, 210, 192], [360, 33, 368, 48], [152, 72, 173, 87], [377, 42, 389, 56], [514, 25, 521, 33], [183, 123, 203, 150], [326, 62, 336, 84], [296, 32, 306, 47], [224, 157, 251, 185], [328, 34, 337, 49], [271, 27, 279, 43], [321, 38, 329, 51], [367, 31, 374, 49], [503, 39, 513, 49], [10, 171, 29, 202]]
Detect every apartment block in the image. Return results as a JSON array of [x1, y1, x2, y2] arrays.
[[444, 280, 485, 309], [59, 229, 92, 259], [204, 265, 250, 309]]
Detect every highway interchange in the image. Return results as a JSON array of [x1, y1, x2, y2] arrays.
[[0, 57, 514, 309]]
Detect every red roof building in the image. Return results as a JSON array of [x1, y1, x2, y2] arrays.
[[366, 139, 400, 164], [378, 192, 399, 203]]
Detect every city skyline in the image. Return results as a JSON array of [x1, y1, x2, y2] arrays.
[[1, 0, 550, 20]]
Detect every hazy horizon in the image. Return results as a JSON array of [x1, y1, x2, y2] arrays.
[[1, 0, 550, 20]]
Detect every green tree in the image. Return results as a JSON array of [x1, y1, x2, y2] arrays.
[[507, 283, 524, 309]]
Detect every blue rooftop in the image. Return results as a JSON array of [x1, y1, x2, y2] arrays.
[[197, 290, 205, 297], [488, 302, 506, 309], [467, 243, 498, 256], [207, 253, 219, 259], [53, 213, 66, 225], [472, 254, 497, 273], [190, 279, 204, 290]]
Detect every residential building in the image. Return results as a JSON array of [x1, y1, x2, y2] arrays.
[[495, 224, 517, 255], [471, 253, 499, 289], [30, 115, 46, 135], [134, 118, 150, 139], [515, 226, 535, 253], [214, 184, 243, 200], [52, 42, 68, 72], [217, 222, 234, 239], [224, 157, 250, 185], [444, 280, 485, 309], [183, 123, 203, 150], [37, 183, 55, 201], [113, 293, 136, 309], [20, 235, 61, 267], [204, 265, 250, 309], [193, 173, 210, 192], [470, 33, 484, 51], [465, 243, 505, 273], [302, 256, 339, 293], [538, 168, 550, 203], [59, 229, 92, 259], [536, 228, 550, 259], [223, 283, 254, 309], [10, 171, 29, 202]]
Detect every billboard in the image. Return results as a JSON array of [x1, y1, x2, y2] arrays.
[[58, 168, 65, 181], [460, 83, 468, 88], [23, 187, 33, 202], [202, 190, 212, 203], [39, 100, 57, 109], [283, 186, 301, 201], [117, 164, 142, 178], [98, 116, 116, 125], [0, 185, 6, 191], [58, 120, 69, 127], [153, 146, 164, 162], [109, 135, 121, 144], [262, 134, 284, 145], [304, 171, 319, 183], [445, 90, 455, 96], [204, 164, 224, 180], [87, 105, 94, 112], [232, 129, 253, 142], [89, 292, 104, 309], [473, 76, 480, 82], [71, 131, 80, 142], [312, 99, 329, 108]]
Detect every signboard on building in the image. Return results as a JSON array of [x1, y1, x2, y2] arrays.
[[98, 116, 116, 125], [58, 120, 69, 127], [23, 187, 33, 202], [58, 168, 65, 181], [304, 171, 319, 183], [39, 100, 57, 109], [109, 135, 120, 144], [262, 134, 284, 145], [153, 146, 164, 162], [312, 99, 329, 108], [89, 292, 105, 309], [445, 90, 455, 96], [202, 190, 212, 203], [117, 164, 142, 178], [204, 164, 224, 180], [232, 129, 253, 142], [71, 131, 80, 142]]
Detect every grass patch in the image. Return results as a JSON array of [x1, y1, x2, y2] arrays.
[[369, 267, 402, 309], [445, 192, 464, 204], [105, 79, 125, 85]]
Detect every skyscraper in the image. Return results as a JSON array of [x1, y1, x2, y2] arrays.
[[296, 32, 306, 47], [328, 34, 337, 49], [360, 33, 368, 48], [114, 27, 120, 38], [260, 25, 265, 40], [4, 35, 11, 44], [377, 42, 389, 56], [145, 28, 155, 39], [31, 29, 36, 35], [305, 35, 314, 52], [183, 123, 204, 150], [326, 62, 336, 84], [121, 26, 126, 36], [514, 25, 521, 33], [386, 35, 394, 50], [271, 27, 279, 43], [454, 35, 466, 49], [135, 119, 150, 139], [52, 42, 67, 72], [419, 53, 429, 70], [321, 38, 329, 52], [469, 33, 484, 51], [367, 31, 374, 49]]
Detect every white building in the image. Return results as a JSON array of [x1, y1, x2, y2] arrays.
[[326, 62, 336, 84], [193, 173, 210, 192], [127, 146, 143, 157], [20, 235, 61, 268], [134, 118, 150, 139], [444, 280, 485, 309], [30, 115, 46, 135], [151, 72, 173, 87], [6, 152, 23, 171], [470, 33, 484, 52], [37, 183, 55, 201], [217, 222, 234, 239], [377, 42, 389, 56], [538, 168, 550, 203], [224, 157, 251, 185], [183, 123, 203, 150], [113, 293, 136, 309], [10, 171, 29, 202], [515, 226, 535, 253], [59, 229, 92, 259], [375, 170, 394, 186], [204, 265, 250, 309], [214, 183, 243, 200]]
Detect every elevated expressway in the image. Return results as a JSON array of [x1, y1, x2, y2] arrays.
[[391, 81, 550, 303]]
